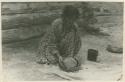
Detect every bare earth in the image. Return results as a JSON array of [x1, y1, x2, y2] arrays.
[[2, 16, 123, 81], [2, 36, 123, 81]]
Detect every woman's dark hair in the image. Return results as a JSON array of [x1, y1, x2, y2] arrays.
[[62, 5, 80, 20], [61, 5, 80, 33]]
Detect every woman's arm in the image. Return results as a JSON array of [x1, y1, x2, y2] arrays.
[[51, 18, 63, 62]]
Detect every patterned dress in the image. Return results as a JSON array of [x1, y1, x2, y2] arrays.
[[37, 18, 81, 65]]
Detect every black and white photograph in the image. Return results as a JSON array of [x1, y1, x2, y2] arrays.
[[1, 1, 124, 81]]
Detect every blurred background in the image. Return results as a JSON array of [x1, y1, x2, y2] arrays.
[[2, 2, 123, 81]]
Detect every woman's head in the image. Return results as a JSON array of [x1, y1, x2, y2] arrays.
[[62, 5, 80, 21]]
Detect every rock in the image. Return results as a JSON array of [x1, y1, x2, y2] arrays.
[[59, 57, 80, 72], [2, 13, 58, 30], [106, 45, 123, 53], [2, 25, 48, 43]]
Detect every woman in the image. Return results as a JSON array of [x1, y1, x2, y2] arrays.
[[37, 5, 82, 72]]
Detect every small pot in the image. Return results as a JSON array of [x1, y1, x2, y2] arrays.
[[87, 49, 98, 62]]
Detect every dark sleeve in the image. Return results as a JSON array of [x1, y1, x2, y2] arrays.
[[67, 23, 81, 57]]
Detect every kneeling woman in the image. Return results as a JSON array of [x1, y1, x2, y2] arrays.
[[37, 5, 82, 72]]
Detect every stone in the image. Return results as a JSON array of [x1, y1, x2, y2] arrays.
[[106, 45, 123, 53]]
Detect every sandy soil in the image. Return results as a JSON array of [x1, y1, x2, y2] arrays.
[[2, 16, 123, 81], [2, 36, 123, 81]]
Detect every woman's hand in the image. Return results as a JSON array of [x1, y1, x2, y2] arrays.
[[51, 49, 63, 62], [58, 55, 63, 62], [54, 51, 63, 62]]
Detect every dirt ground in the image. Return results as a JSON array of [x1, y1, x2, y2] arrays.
[[2, 36, 123, 81], [2, 16, 123, 81]]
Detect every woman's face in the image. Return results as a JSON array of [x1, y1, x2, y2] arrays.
[[67, 16, 78, 22]]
